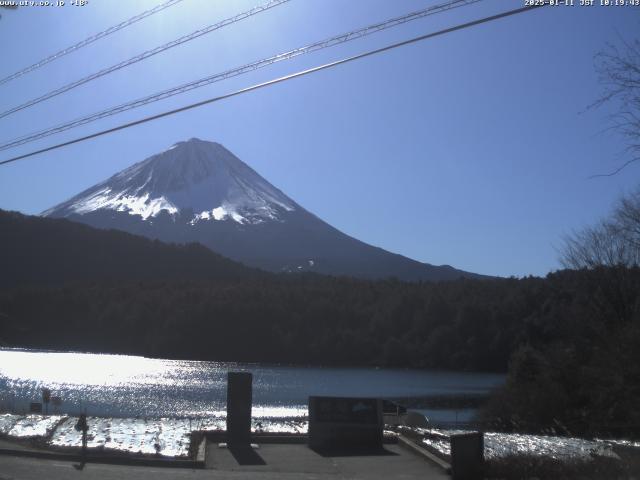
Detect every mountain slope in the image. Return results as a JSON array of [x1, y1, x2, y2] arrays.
[[0, 209, 258, 288], [44, 138, 483, 281]]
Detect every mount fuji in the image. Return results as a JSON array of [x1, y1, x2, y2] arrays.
[[44, 138, 481, 281]]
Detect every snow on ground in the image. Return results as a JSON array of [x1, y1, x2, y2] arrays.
[[1, 413, 306, 458], [1, 413, 636, 460], [49, 417, 193, 457], [7, 415, 65, 438], [420, 428, 627, 461], [0, 413, 21, 435]]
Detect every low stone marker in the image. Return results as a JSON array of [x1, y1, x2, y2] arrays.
[[226, 372, 252, 446], [308, 396, 383, 450], [450, 431, 484, 480]]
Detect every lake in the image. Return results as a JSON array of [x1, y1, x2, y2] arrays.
[[0, 348, 504, 426]]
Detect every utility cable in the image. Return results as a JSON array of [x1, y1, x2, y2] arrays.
[[0, 0, 290, 119], [0, 3, 548, 167], [0, 0, 481, 151], [0, 0, 185, 86]]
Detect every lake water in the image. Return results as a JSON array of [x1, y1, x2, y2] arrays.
[[0, 348, 504, 425]]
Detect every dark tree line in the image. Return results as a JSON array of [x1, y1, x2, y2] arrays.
[[0, 274, 549, 371], [479, 266, 640, 437]]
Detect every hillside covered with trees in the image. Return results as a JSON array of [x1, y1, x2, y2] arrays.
[[0, 209, 260, 288]]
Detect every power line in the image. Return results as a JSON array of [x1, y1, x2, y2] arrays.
[[0, 3, 547, 167], [0, 0, 481, 151], [0, 0, 185, 87], [0, 0, 290, 120]]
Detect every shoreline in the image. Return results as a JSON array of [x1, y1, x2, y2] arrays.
[[0, 346, 507, 374]]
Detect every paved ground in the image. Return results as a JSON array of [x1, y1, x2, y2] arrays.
[[0, 438, 46, 452], [0, 443, 449, 479]]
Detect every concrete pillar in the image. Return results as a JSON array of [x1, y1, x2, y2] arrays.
[[226, 372, 252, 446], [308, 396, 383, 451], [450, 431, 484, 480]]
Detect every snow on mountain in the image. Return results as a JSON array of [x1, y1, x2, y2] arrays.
[[43, 138, 295, 225]]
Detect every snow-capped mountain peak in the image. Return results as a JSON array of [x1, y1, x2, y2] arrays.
[[44, 138, 295, 224]]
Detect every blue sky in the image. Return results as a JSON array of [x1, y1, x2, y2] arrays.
[[0, 0, 638, 277]]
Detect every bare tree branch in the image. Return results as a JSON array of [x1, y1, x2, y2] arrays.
[[589, 36, 640, 177], [588, 157, 640, 178], [561, 188, 640, 269]]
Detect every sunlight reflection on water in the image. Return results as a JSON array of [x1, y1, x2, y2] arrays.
[[0, 348, 504, 420]]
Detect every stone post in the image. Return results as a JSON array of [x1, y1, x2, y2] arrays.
[[226, 372, 252, 446], [450, 431, 484, 480]]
